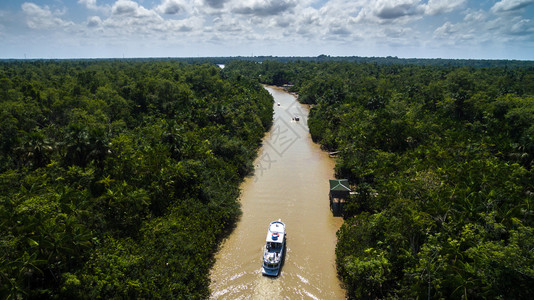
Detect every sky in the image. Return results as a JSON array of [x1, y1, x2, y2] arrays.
[[0, 0, 533, 60]]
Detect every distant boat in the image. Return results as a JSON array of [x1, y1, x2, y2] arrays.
[[261, 220, 286, 276]]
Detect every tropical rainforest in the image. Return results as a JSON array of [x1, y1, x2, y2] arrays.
[[2, 57, 534, 299], [226, 59, 534, 299], [0, 60, 272, 298]]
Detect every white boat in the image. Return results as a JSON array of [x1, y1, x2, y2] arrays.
[[261, 220, 286, 276]]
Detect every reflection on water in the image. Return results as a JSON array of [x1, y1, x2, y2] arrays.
[[209, 86, 345, 299]]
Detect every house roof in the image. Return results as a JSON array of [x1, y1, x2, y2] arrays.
[[329, 179, 351, 192]]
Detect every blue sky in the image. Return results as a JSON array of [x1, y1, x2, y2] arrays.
[[1, 0, 533, 59]]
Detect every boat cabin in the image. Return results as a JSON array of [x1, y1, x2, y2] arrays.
[[267, 241, 282, 250]]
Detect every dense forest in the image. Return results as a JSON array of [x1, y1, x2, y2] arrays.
[[0, 60, 273, 298], [225, 60, 534, 299], [3, 57, 534, 299], [8, 55, 533, 69]]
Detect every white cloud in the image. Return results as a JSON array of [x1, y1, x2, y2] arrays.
[[328, 24, 351, 36], [432, 6, 534, 49], [464, 10, 487, 23], [155, 0, 185, 15], [367, 0, 465, 20], [423, 0, 466, 15], [231, 0, 297, 17], [78, 0, 98, 10], [78, 0, 110, 14], [109, 0, 162, 20], [3, 0, 532, 59], [508, 18, 534, 35], [491, 0, 534, 13], [433, 21, 458, 38], [71, 0, 467, 47], [99, 1, 168, 36], [213, 16, 244, 32], [327, 0, 423, 25], [289, 7, 322, 37], [383, 27, 409, 38], [372, 0, 424, 20], [268, 15, 291, 28], [112, 0, 139, 15], [87, 16, 102, 27], [22, 2, 74, 30], [204, 0, 228, 9]]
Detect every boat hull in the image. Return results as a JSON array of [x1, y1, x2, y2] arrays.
[[261, 266, 280, 276]]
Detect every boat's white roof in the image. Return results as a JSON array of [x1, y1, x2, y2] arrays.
[[266, 221, 285, 243]]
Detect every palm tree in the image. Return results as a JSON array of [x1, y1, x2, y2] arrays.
[[15, 129, 53, 169]]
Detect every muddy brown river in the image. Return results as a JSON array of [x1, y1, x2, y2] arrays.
[[209, 86, 345, 299]]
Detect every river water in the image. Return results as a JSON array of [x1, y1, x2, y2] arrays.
[[209, 86, 345, 299]]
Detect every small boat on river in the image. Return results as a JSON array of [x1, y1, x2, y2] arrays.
[[261, 220, 286, 276]]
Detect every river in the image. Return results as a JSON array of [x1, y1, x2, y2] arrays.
[[209, 86, 345, 299]]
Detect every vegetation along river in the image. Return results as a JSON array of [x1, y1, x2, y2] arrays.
[[209, 86, 345, 299]]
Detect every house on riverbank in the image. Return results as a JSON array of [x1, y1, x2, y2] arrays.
[[329, 179, 350, 216]]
